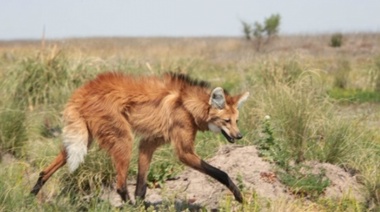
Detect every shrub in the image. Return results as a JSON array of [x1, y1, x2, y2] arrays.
[[252, 22, 265, 51], [264, 14, 281, 39], [241, 21, 252, 40], [330, 33, 343, 47]]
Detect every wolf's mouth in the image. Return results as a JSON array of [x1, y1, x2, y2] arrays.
[[221, 130, 235, 143]]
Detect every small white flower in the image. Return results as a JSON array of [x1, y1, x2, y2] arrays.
[[264, 115, 271, 120]]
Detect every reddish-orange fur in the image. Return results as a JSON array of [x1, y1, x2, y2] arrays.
[[31, 72, 249, 203]]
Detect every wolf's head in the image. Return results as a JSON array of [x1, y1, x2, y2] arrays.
[[207, 87, 249, 143]]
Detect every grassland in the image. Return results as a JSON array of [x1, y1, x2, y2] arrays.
[[0, 34, 379, 211]]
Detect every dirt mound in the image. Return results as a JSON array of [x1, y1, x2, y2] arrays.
[[305, 161, 365, 202], [145, 145, 292, 210], [101, 145, 365, 210]]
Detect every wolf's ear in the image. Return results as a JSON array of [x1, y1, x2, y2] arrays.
[[237, 92, 249, 109], [209, 87, 225, 109]]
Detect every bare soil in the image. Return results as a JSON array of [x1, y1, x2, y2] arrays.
[[101, 145, 365, 210]]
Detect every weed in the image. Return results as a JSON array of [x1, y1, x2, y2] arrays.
[[278, 165, 330, 199], [147, 163, 176, 189], [256, 115, 290, 168]]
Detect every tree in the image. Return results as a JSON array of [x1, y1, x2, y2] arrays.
[[264, 14, 281, 39], [253, 22, 265, 50], [241, 14, 281, 51], [241, 21, 252, 40]]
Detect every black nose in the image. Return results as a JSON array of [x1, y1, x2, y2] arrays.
[[236, 133, 243, 140]]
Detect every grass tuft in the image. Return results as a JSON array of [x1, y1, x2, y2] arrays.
[[0, 36, 379, 210]]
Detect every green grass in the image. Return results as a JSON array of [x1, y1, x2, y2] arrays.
[[329, 88, 380, 103], [0, 107, 27, 157], [277, 165, 330, 199], [0, 36, 379, 210]]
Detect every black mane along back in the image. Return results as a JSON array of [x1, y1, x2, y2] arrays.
[[167, 72, 210, 88]]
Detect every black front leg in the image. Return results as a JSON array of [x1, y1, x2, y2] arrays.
[[201, 160, 243, 203]]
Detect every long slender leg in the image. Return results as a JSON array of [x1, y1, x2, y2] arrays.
[[31, 149, 67, 195], [31, 111, 91, 196], [135, 137, 164, 200], [172, 128, 243, 203], [95, 118, 134, 203], [199, 160, 243, 203], [106, 136, 133, 203]]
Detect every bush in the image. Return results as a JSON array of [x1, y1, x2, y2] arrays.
[[264, 14, 281, 39], [252, 22, 265, 51], [241, 21, 252, 40], [330, 33, 343, 47]]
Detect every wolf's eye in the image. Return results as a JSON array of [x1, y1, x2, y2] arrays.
[[224, 119, 231, 123], [236, 120, 239, 124]]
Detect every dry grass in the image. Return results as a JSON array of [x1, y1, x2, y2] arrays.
[[0, 33, 379, 211]]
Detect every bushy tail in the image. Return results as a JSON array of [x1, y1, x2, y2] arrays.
[[62, 107, 90, 173]]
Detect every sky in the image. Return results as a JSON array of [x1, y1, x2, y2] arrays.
[[1, 0, 379, 40]]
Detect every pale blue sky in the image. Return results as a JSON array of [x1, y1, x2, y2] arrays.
[[1, 0, 379, 40]]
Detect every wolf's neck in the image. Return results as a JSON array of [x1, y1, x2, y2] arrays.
[[182, 89, 210, 131]]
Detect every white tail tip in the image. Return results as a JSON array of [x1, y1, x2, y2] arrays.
[[63, 132, 88, 173]]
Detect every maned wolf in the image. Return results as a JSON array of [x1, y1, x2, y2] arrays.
[[31, 72, 249, 203]]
